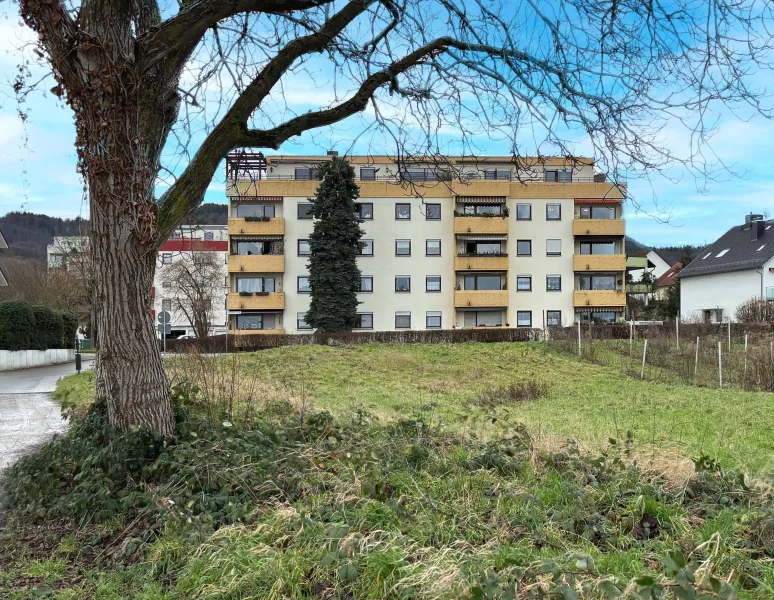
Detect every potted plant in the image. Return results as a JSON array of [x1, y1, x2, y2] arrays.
[[238, 291, 252, 296]]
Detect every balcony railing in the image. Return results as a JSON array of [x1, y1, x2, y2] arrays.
[[228, 217, 285, 236], [573, 290, 627, 308], [454, 255, 509, 271], [572, 219, 625, 236], [227, 292, 285, 311], [573, 254, 626, 272], [454, 290, 509, 308], [454, 217, 509, 234], [228, 254, 285, 273]]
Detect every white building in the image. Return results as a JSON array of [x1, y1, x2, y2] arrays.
[[678, 215, 774, 323], [225, 153, 628, 334], [627, 249, 672, 283], [47, 236, 89, 270], [153, 225, 229, 338]]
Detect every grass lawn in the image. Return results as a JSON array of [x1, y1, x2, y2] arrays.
[[229, 343, 774, 474]]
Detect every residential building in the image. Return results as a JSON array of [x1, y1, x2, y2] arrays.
[[47, 236, 89, 271], [627, 249, 672, 283], [225, 153, 627, 333], [678, 214, 774, 323], [152, 225, 229, 338], [653, 261, 681, 301]]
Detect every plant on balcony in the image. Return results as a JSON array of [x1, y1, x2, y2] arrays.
[[305, 158, 364, 333], [261, 216, 271, 222], [244, 215, 261, 222], [238, 291, 253, 296], [255, 291, 270, 296]]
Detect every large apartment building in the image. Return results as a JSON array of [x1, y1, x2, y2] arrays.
[[225, 153, 626, 334]]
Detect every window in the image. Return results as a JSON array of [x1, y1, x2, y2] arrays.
[[484, 169, 511, 180], [516, 276, 532, 291], [360, 168, 376, 181], [237, 277, 275, 293], [516, 204, 532, 220], [716, 249, 730, 258], [766, 286, 774, 301], [579, 241, 616, 255], [426, 276, 441, 292], [355, 313, 374, 329], [355, 203, 373, 220], [464, 310, 502, 327], [204, 231, 214, 241], [236, 313, 276, 330], [395, 203, 411, 220], [545, 170, 572, 182], [297, 313, 312, 330], [395, 239, 411, 256], [298, 240, 311, 256], [358, 276, 373, 292], [546, 275, 561, 291], [463, 241, 504, 256], [162, 281, 171, 289], [395, 276, 411, 292], [233, 240, 283, 255], [580, 311, 616, 324], [546, 204, 561, 220], [236, 204, 276, 218], [295, 167, 317, 180], [297, 276, 311, 293], [547, 310, 562, 326], [463, 274, 503, 290], [171, 231, 181, 239], [426, 239, 441, 256], [516, 240, 532, 256], [516, 311, 532, 327], [395, 312, 411, 329], [578, 275, 616, 290], [757, 244, 767, 252], [463, 204, 503, 216], [298, 203, 313, 219], [546, 239, 562, 256], [580, 205, 615, 219], [425, 203, 442, 220], [161, 299, 172, 311], [426, 311, 442, 328], [403, 169, 436, 182], [358, 239, 374, 256], [161, 253, 172, 264]]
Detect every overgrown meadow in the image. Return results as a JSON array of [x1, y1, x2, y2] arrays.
[[1, 342, 773, 598]]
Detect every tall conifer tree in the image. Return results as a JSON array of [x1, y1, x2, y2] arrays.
[[305, 158, 364, 332]]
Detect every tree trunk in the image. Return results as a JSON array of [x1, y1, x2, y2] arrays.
[[91, 200, 175, 437]]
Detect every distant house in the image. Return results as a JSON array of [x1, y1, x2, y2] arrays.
[[47, 236, 89, 271], [0, 228, 7, 286], [627, 249, 672, 283], [653, 261, 682, 300], [677, 215, 774, 323]]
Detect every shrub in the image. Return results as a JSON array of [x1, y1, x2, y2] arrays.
[[0, 301, 36, 351], [31, 305, 64, 351], [735, 297, 774, 323], [59, 310, 78, 349]]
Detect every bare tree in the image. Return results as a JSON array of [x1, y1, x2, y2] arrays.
[[15, 0, 774, 435], [160, 247, 225, 339]]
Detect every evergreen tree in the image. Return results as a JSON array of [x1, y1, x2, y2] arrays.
[[305, 158, 364, 333]]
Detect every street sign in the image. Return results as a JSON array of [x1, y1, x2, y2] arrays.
[[157, 324, 171, 335], [157, 311, 171, 325]]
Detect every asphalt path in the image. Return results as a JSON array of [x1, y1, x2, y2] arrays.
[[0, 358, 94, 471]]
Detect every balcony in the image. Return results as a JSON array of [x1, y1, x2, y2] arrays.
[[228, 217, 285, 236], [454, 216, 509, 235], [573, 254, 626, 272], [572, 219, 625, 237], [228, 254, 285, 273], [227, 292, 285, 311], [573, 290, 627, 308], [454, 290, 509, 308], [455, 255, 509, 271]]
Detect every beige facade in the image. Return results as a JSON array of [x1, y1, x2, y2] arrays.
[[226, 154, 626, 333]]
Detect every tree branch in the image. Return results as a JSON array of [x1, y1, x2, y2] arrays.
[[19, 0, 80, 87], [140, 0, 337, 69]]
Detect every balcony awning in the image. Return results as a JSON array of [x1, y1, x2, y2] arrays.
[[233, 196, 283, 202], [573, 306, 625, 313], [574, 199, 622, 204], [231, 235, 283, 242], [455, 196, 507, 204], [456, 234, 507, 241], [455, 306, 507, 312]]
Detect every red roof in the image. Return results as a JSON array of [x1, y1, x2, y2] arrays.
[[656, 261, 682, 287], [159, 239, 228, 252]]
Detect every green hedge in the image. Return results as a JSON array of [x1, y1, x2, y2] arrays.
[[0, 301, 78, 351]]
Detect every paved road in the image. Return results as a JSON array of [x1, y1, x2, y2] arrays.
[[0, 359, 94, 471]]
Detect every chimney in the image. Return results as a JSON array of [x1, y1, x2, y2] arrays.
[[326, 150, 339, 157], [742, 213, 763, 231], [751, 219, 765, 241]]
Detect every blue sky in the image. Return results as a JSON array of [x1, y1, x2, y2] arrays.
[[0, 13, 772, 249]]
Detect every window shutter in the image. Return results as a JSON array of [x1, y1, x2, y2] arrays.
[[546, 239, 561, 255]]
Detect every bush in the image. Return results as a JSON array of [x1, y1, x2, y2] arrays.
[[735, 297, 774, 323], [31, 304, 63, 351], [59, 310, 78, 349], [0, 300, 36, 351]]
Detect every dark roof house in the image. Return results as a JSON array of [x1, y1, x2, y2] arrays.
[[676, 215, 774, 279]]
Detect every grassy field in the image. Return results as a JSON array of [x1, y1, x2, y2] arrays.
[[163, 343, 774, 474], [2, 341, 773, 599]]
